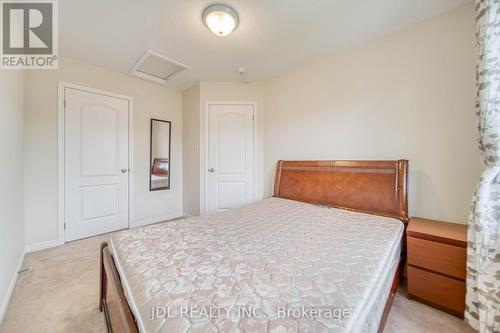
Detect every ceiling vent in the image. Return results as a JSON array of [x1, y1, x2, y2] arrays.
[[129, 50, 190, 84]]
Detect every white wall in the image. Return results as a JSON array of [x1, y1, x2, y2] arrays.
[[0, 71, 25, 321], [264, 4, 481, 223], [182, 84, 201, 215], [198, 82, 265, 214], [24, 57, 183, 246]]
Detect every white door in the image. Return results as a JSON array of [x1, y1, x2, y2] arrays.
[[207, 104, 254, 213], [64, 88, 130, 241]]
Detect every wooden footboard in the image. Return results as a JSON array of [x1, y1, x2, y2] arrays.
[[99, 242, 138, 333], [377, 260, 402, 333]]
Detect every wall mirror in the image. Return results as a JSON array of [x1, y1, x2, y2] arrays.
[[150, 119, 171, 191]]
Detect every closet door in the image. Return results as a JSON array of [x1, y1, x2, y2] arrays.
[[64, 87, 130, 241], [206, 103, 254, 214]]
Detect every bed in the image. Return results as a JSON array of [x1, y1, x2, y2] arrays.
[[99, 160, 409, 333]]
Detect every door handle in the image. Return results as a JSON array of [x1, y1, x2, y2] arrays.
[[208, 168, 215, 173], [121, 168, 128, 173]]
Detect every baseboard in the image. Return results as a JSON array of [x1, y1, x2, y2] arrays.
[[24, 213, 188, 253], [0, 250, 25, 324], [25, 239, 60, 253], [25, 213, 188, 251], [130, 211, 186, 228]]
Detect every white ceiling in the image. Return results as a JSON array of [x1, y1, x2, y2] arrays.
[[60, 0, 470, 89]]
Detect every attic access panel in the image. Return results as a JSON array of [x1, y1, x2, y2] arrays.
[[129, 50, 190, 84]]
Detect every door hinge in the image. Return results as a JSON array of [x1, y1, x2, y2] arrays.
[[64, 223, 66, 230], [63, 100, 66, 108]]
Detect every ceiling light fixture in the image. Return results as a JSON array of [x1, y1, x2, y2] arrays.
[[202, 4, 239, 37]]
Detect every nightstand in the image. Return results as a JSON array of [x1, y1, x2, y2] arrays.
[[406, 217, 467, 317]]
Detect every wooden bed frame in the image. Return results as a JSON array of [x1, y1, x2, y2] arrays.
[[99, 159, 409, 333]]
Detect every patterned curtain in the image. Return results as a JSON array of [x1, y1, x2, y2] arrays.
[[465, 0, 500, 332]]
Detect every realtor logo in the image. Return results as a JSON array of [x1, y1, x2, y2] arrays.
[[1, 0, 58, 69]]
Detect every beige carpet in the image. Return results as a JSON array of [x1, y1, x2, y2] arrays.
[[0, 232, 474, 333]]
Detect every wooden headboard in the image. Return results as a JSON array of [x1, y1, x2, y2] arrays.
[[273, 160, 409, 224]]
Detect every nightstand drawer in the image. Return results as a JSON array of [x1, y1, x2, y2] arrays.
[[408, 266, 465, 317], [407, 237, 466, 279]]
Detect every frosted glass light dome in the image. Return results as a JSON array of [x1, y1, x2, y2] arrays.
[[203, 4, 239, 37]]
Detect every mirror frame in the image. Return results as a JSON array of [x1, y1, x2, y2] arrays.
[[149, 118, 172, 191]]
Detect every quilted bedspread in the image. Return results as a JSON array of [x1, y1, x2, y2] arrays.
[[110, 197, 403, 333]]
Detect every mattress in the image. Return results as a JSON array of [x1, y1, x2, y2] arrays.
[[110, 197, 403, 333]]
